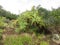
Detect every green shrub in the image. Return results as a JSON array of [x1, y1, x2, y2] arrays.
[[17, 9, 44, 34]]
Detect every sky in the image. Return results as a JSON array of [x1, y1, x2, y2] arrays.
[[0, 0, 60, 14]]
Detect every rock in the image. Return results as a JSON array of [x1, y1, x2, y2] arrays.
[[52, 34, 60, 40], [52, 34, 60, 44]]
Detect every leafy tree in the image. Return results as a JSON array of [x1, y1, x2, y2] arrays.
[[0, 5, 18, 20], [37, 5, 60, 34]]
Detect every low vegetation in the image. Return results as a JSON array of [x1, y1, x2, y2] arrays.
[[4, 35, 32, 45], [0, 5, 60, 45]]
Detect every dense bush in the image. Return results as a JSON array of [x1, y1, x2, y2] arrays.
[[16, 7, 45, 34], [15, 6, 60, 34]]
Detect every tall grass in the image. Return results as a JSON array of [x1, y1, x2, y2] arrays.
[[40, 41, 49, 45], [4, 35, 33, 45]]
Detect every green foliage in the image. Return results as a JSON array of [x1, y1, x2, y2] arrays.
[[17, 7, 45, 33], [0, 33, 2, 40], [0, 17, 6, 28], [0, 29, 3, 40], [0, 5, 60, 45], [37, 6, 60, 34], [0, 5, 18, 20], [50, 8, 60, 26], [4, 35, 33, 45], [0, 29, 3, 33], [15, 28, 21, 33], [40, 41, 49, 45], [15, 6, 60, 34]]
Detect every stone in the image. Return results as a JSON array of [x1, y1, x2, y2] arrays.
[[52, 34, 60, 44]]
